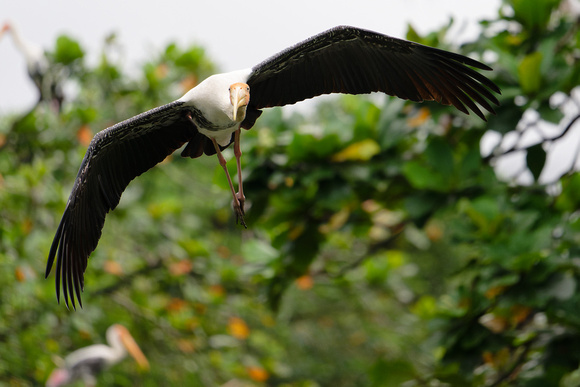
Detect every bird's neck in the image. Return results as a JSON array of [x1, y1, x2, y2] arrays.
[[8, 25, 43, 64], [106, 329, 127, 362]]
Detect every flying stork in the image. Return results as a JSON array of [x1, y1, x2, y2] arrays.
[[46, 324, 149, 387], [45, 25, 501, 309]]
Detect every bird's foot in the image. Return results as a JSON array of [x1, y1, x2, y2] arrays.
[[233, 192, 247, 228], [233, 202, 247, 228], [236, 191, 245, 212]]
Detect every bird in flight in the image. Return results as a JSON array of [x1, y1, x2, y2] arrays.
[[46, 25, 501, 309]]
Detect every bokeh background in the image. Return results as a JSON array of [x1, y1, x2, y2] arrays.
[[2, 0, 580, 386]]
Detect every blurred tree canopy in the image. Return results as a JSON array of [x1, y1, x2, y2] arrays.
[[2, 0, 580, 385]]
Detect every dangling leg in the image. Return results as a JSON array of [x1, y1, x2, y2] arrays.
[[210, 137, 247, 228], [185, 113, 247, 227], [233, 128, 245, 212]]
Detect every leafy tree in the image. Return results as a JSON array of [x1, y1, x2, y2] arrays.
[[1, 0, 580, 386]]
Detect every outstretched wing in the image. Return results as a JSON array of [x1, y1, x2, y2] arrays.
[[46, 101, 197, 309], [247, 25, 500, 119]]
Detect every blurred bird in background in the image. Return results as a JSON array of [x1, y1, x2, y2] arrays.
[[46, 324, 149, 387], [1, 20, 64, 111]]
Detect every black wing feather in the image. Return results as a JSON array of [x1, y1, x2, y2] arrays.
[[247, 25, 500, 119], [46, 101, 197, 309]]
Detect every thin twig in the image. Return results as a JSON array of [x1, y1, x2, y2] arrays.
[[484, 113, 580, 166], [92, 259, 164, 297], [488, 341, 533, 387]]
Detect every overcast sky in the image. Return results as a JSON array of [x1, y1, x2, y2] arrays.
[[1, 0, 501, 112]]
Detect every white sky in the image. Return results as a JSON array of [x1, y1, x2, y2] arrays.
[[0, 0, 500, 112]]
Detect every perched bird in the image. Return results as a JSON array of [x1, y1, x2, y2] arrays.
[[1, 20, 64, 110], [46, 324, 149, 387], [46, 25, 501, 309]]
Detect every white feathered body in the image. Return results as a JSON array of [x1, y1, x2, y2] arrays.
[[179, 68, 252, 145]]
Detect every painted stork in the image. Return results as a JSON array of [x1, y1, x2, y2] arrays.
[[45, 25, 501, 309], [1, 21, 64, 110], [46, 324, 149, 387]]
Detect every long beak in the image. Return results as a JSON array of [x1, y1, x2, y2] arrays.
[[232, 94, 239, 121], [117, 325, 150, 371], [231, 85, 249, 122], [232, 91, 243, 121]]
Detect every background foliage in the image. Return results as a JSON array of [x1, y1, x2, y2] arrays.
[[2, 0, 580, 385]]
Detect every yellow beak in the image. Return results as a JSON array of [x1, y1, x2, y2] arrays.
[[230, 84, 249, 122], [117, 325, 150, 371]]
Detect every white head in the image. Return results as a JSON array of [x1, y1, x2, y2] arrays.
[[0, 22, 10, 40]]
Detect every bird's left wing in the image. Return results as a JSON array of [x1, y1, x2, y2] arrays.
[[46, 101, 196, 309], [246, 26, 500, 120]]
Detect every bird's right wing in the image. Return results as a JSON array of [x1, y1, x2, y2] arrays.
[[247, 26, 500, 120], [46, 100, 196, 309]]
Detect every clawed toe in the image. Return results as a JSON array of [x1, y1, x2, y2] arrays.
[[233, 198, 247, 228]]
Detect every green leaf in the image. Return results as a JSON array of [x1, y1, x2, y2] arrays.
[[241, 239, 279, 265], [369, 358, 415, 387], [403, 161, 445, 191], [459, 196, 502, 236], [458, 148, 482, 184], [54, 35, 84, 65], [286, 132, 340, 160], [487, 101, 522, 134], [526, 143, 546, 181], [404, 192, 441, 219], [509, 0, 560, 31], [555, 173, 580, 211], [406, 23, 422, 43], [331, 139, 380, 162], [175, 47, 207, 69], [425, 138, 455, 179], [518, 51, 543, 95], [537, 103, 564, 124]]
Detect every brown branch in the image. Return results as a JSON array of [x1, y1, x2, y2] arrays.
[[92, 258, 164, 297], [484, 113, 580, 164], [488, 340, 534, 387], [310, 221, 407, 279]]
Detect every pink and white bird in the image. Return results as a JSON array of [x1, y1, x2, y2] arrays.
[[46, 324, 149, 387]]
